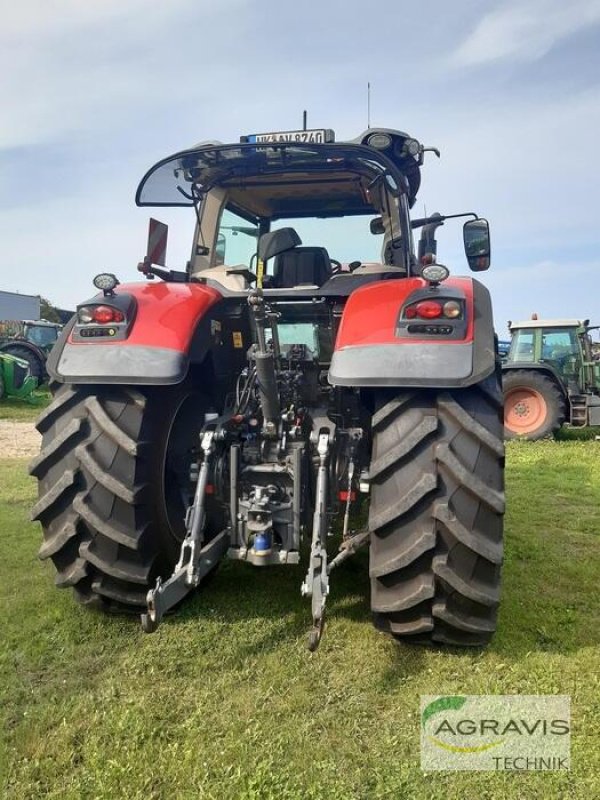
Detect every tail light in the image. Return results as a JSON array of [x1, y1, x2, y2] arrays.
[[404, 300, 462, 320], [73, 294, 135, 342], [398, 293, 467, 339], [78, 305, 125, 325]]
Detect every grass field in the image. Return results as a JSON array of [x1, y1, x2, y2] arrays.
[[0, 391, 51, 422], [1, 440, 599, 799]]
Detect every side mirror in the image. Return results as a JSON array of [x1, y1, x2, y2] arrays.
[[463, 218, 491, 271], [370, 216, 385, 235]]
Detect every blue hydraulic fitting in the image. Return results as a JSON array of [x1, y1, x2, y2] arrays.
[[252, 531, 272, 555]]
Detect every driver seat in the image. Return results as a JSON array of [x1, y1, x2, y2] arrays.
[[258, 228, 333, 289], [272, 246, 332, 288]]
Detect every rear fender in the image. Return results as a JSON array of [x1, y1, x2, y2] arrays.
[[329, 276, 495, 388], [48, 282, 225, 385]]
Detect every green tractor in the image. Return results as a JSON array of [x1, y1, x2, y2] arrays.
[[0, 320, 62, 383], [0, 352, 38, 402], [502, 318, 600, 439]]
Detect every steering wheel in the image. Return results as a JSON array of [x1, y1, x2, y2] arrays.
[[330, 258, 343, 274]]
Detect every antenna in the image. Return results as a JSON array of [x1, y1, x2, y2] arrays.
[[303, 110, 307, 131], [367, 83, 371, 128]]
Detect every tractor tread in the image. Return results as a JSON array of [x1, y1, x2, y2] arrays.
[[438, 393, 504, 456], [432, 601, 496, 633], [370, 572, 435, 613], [54, 557, 89, 588], [371, 392, 416, 430], [31, 469, 77, 520], [369, 473, 437, 531], [33, 383, 211, 612], [84, 396, 139, 455], [75, 443, 142, 503], [36, 386, 81, 434], [29, 418, 84, 477], [369, 379, 504, 648], [436, 443, 505, 514], [38, 518, 79, 560], [433, 502, 502, 564], [80, 541, 151, 584], [373, 612, 434, 636], [432, 554, 500, 606], [369, 528, 435, 578], [91, 576, 149, 607], [72, 495, 142, 550], [368, 414, 437, 479]]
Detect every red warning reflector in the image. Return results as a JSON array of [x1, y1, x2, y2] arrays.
[[205, 484, 215, 495], [339, 490, 356, 501]]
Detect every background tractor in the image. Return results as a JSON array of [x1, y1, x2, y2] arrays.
[[0, 319, 62, 383], [31, 125, 504, 650], [0, 352, 38, 402], [503, 318, 600, 439]]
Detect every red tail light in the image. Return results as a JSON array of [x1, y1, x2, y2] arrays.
[[78, 305, 125, 324], [93, 306, 124, 324], [404, 299, 463, 320], [415, 301, 443, 319]]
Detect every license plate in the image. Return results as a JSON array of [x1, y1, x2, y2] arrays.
[[247, 128, 333, 144]]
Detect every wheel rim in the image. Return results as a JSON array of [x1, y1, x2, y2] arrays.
[[504, 387, 547, 434]]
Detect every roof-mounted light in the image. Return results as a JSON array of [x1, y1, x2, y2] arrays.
[[93, 273, 119, 296], [366, 132, 392, 150], [402, 138, 421, 157], [421, 264, 449, 284]]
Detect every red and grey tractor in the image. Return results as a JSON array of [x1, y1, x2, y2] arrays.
[[31, 126, 504, 649]]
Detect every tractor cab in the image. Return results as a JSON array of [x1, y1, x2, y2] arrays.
[[22, 321, 62, 352], [135, 126, 489, 295], [506, 319, 596, 392]]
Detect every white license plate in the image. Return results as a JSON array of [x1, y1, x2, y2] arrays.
[[248, 128, 330, 144]]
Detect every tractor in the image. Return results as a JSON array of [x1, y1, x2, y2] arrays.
[[0, 352, 38, 402], [0, 319, 62, 383], [503, 318, 600, 440], [31, 126, 504, 650]]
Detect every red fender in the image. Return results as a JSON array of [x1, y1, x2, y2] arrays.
[[329, 276, 495, 389], [67, 282, 223, 350], [334, 277, 474, 349], [50, 281, 224, 385]]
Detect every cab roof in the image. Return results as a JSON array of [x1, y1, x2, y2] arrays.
[[135, 128, 424, 217], [510, 319, 584, 330]]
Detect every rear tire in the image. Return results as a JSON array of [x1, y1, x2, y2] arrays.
[[503, 370, 565, 440], [30, 383, 211, 611], [368, 375, 505, 647], [0, 343, 45, 383]]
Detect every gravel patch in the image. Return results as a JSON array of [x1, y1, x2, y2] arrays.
[[0, 421, 41, 459]]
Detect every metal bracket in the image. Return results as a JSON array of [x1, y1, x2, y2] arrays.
[[327, 529, 370, 574], [141, 430, 228, 632], [302, 430, 330, 651]]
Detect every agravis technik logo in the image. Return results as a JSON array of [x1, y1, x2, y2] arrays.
[[420, 695, 570, 771]]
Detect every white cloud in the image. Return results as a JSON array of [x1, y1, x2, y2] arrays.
[[0, 0, 247, 150], [451, 0, 600, 67]]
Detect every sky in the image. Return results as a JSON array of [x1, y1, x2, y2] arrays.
[[1, 0, 599, 334]]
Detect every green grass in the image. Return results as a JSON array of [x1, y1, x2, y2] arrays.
[[1, 444, 599, 799], [0, 390, 51, 421]]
